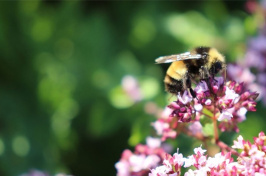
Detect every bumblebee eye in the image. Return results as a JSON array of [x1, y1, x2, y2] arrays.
[[202, 52, 209, 59]]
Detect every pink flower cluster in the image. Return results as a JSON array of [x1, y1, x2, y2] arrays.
[[149, 132, 266, 176], [228, 0, 266, 105], [232, 131, 266, 175], [149, 149, 184, 176], [217, 80, 258, 132], [152, 77, 259, 141], [115, 137, 166, 176], [149, 146, 236, 176]]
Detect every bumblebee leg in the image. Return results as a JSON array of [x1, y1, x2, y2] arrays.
[[183, 72, 196, 98], [199, 66, 210, 80], [199, 66, 218, 98], [189, 88, 197, 98]]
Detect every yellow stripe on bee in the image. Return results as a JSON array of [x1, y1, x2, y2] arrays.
[[164, 75, 172, 84], [166, 61, 187, 80], [207, 48, 225, 68]]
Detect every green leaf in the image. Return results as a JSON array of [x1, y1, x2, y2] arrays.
[[202, 122, 214, 137]]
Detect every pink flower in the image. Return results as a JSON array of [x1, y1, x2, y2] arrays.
[[188, 122, 202, 135], [232, 135, 245, 149], [177, 90, 193, 104], [121, 75, 143, 102], [147, 132, 266, 176], [224, 87, 240, 104], [115, 137, 167, 176], [146, 137, 161, 149], [143, 155, 161, 169], [151, 77, 259, 140], [172, 149, 185, 166], [152, 120, 169, 136], [194, 81, 209, 93], [218, 109, 233, 121], [149, 165, 169, 176], [227, 64, 256, 84], [236, 107, 247, 121], [151, 120, 177, 141], [194, 146, 207, 155], [183, 155, 195, 168], [115, 160, 130, 176]]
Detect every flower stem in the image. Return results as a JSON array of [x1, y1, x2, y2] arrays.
[[216, 140, 239, 156], [212, 102, 219, 143], [213, 117, 219, 143]]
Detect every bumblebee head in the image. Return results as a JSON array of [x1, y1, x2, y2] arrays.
[[209, 60, 226, 78], [202, 52, 209, 60], [213, 61, 222, 74]]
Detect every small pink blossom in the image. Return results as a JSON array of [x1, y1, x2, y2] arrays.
[[204, 99, 212, 105], [115, 137, 167, 176], [177, 90, 193, 104], [232, 135, 244, 149], [236, 107, 247, 121], [227, 64, 256, 84], [152, 120, 169, 136], [183, 155, 195, 168], [218, 109, 233, 121], [143, 155, 161, 169], [194, 81, 209, 93], [224, 87, 240, 104], [161, 107, 174, 119], [146, 137, 161, 149], [194, 104, 203, 111], [149, 165, 169, 176], [121, 75, 143, 102], [194, 146, 207, 155], [151, 120, 177, 141], [115, 161, 130, 176], [188, 121, 202, 135]]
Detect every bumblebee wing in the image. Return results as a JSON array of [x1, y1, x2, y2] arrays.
[[155, 52, 202, 64]]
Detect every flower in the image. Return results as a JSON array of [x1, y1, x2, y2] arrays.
[[218, 109, 233, 121], [177, 90, 193, 104], [146, 137, 161, 149], [151, 120, 177, 141], [232, 132, 266, 175], [121, 75, 143, 102], [148, 132, 266, 176], [115, 137, 166, 176], [152, 77, 259, 140], [227, 0, 266, 105], [188, 121, 202, 135]]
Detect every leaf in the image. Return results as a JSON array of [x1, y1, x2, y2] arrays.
[[202, 122, 214, 137]]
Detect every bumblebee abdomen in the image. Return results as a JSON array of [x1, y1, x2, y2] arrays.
[[166, 61, 187, 80], [164, 75, 184, 94]]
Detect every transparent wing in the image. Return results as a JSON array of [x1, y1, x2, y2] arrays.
[[155, 52, 202, 64]]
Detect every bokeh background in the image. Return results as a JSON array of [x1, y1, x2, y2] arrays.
[[0, 1, 265, 176]]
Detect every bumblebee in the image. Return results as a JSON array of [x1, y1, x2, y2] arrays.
[[155, 46, 226, 98]]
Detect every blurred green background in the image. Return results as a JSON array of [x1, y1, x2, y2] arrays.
[[0, 1, 265, 176]]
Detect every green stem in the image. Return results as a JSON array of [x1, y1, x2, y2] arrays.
[[202, 108, 213, 118], [213, 117, 219, 143]]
